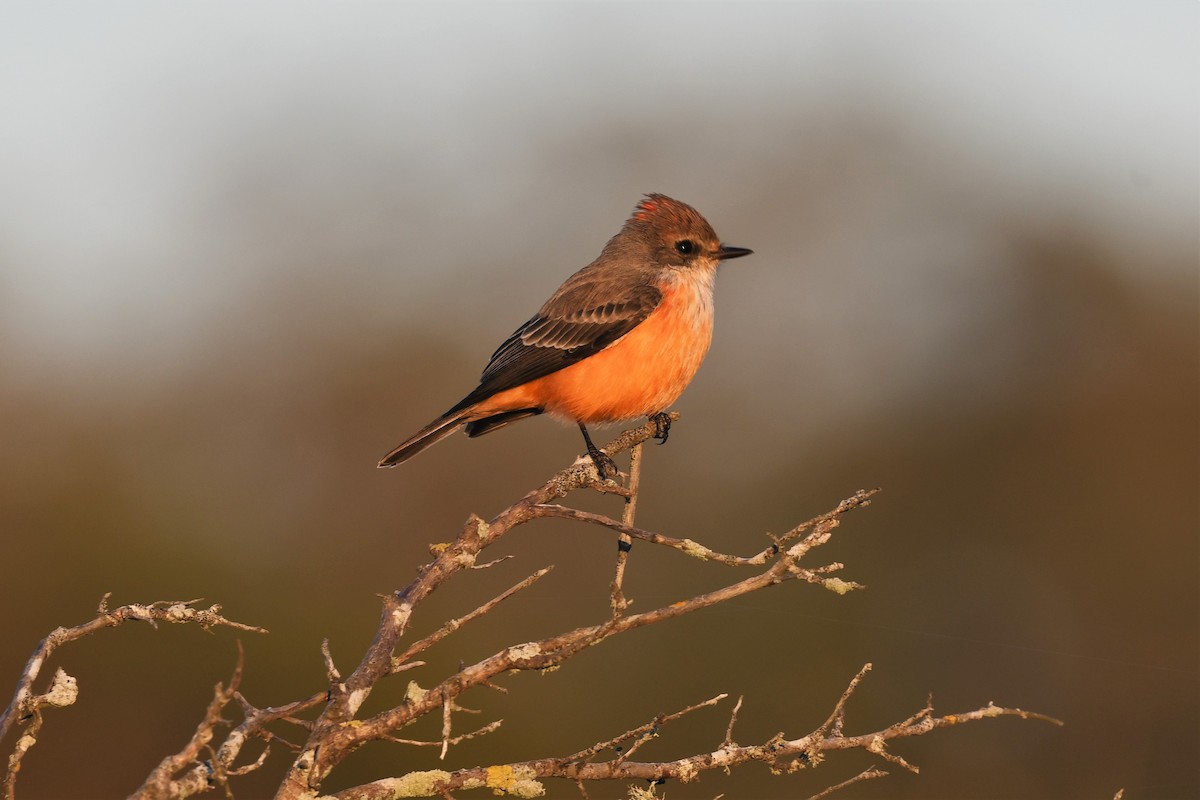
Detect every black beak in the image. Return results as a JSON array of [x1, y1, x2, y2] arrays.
[[716, 244, 753, 261]]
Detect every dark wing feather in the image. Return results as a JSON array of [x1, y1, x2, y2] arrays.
[[450, 280, 662, 412]]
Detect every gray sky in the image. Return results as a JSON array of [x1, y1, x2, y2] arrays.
[[1, 2, 1196, 366]]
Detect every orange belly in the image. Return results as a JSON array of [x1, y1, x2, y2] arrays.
[[474, 281, 713, 423]]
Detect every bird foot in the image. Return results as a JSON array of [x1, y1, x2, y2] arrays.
[[586, 446, 619, 481], [650, 412, 672, 445]]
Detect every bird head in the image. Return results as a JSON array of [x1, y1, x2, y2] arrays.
[[619, 193, 752, 271]]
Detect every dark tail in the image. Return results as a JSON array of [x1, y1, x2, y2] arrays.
[[377, 411, 469, 468], [378, 405, 545, 469], [463, 408, 542, 438]]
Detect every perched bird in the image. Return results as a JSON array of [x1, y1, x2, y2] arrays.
[[378, 193, 751, 476]]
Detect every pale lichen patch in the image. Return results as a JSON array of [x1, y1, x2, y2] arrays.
[[43, 668, 78, 707], [822, 577, 856, 595], [353, 770, 453, 798], [466, 513, 489, 540], [163, 603, 192, 621], [347, 687, 368, 715], [507, 642, 543, 661], [404, 681, 428, 704]]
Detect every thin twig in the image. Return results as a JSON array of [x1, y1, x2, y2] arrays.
[[322, 639, 342, 684], [820, 663, 872, 738], [439, 697, 452, 760], [610, 441, 643, 615], [722, 696, 744, 748], [533, 487, 880, 568], [393, 567, 553, 671], [534, 505, 774, 566], [563, 694, 728, 764], [382, 720, 502, 748], [806, 766, 889, 800]]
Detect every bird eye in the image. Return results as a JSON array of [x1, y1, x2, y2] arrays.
[[674, 239, 695, 255]]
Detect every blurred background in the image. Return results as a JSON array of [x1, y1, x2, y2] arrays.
[[1, 2, 1196, 798]]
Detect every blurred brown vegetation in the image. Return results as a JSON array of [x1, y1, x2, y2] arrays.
[[1, 4, 1197, 799]]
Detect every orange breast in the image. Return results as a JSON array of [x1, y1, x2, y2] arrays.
[[475, 279, 714, 423]]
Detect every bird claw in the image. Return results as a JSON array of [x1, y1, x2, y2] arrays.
[[587, 448, 619, 481], [650, 412, 672, 445]]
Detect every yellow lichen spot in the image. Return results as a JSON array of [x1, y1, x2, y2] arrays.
[[676, 760, 699, 783], [822, 577, 855, 595], [679, 539, 711, 559], [486, 765, 515, 790], [485, 765, 544, 797], [429, 542, 451, 555], [670, 601, 687, 609]]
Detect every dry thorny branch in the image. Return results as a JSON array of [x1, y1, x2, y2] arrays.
[[1, 415, 1062, 799]]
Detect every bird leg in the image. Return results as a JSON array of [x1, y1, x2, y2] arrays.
[[578, 423, 618, 479], [650, 412, 672, 445]]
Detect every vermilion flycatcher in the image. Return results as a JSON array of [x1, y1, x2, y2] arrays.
[[378, 193, 751, 476]]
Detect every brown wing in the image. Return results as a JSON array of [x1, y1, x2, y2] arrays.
[[449, 279, 662, 413]]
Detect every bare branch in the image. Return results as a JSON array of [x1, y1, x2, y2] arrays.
[[1, 598, 265, 750], [214, 691, 328, 768], [0, 598, 264, 800], [5, 417, 1056, 800], [339, 506, 867, 754], [3, 667, 78, 800], [325, 666, 1061, 799], [277, 417, 680, 795]]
